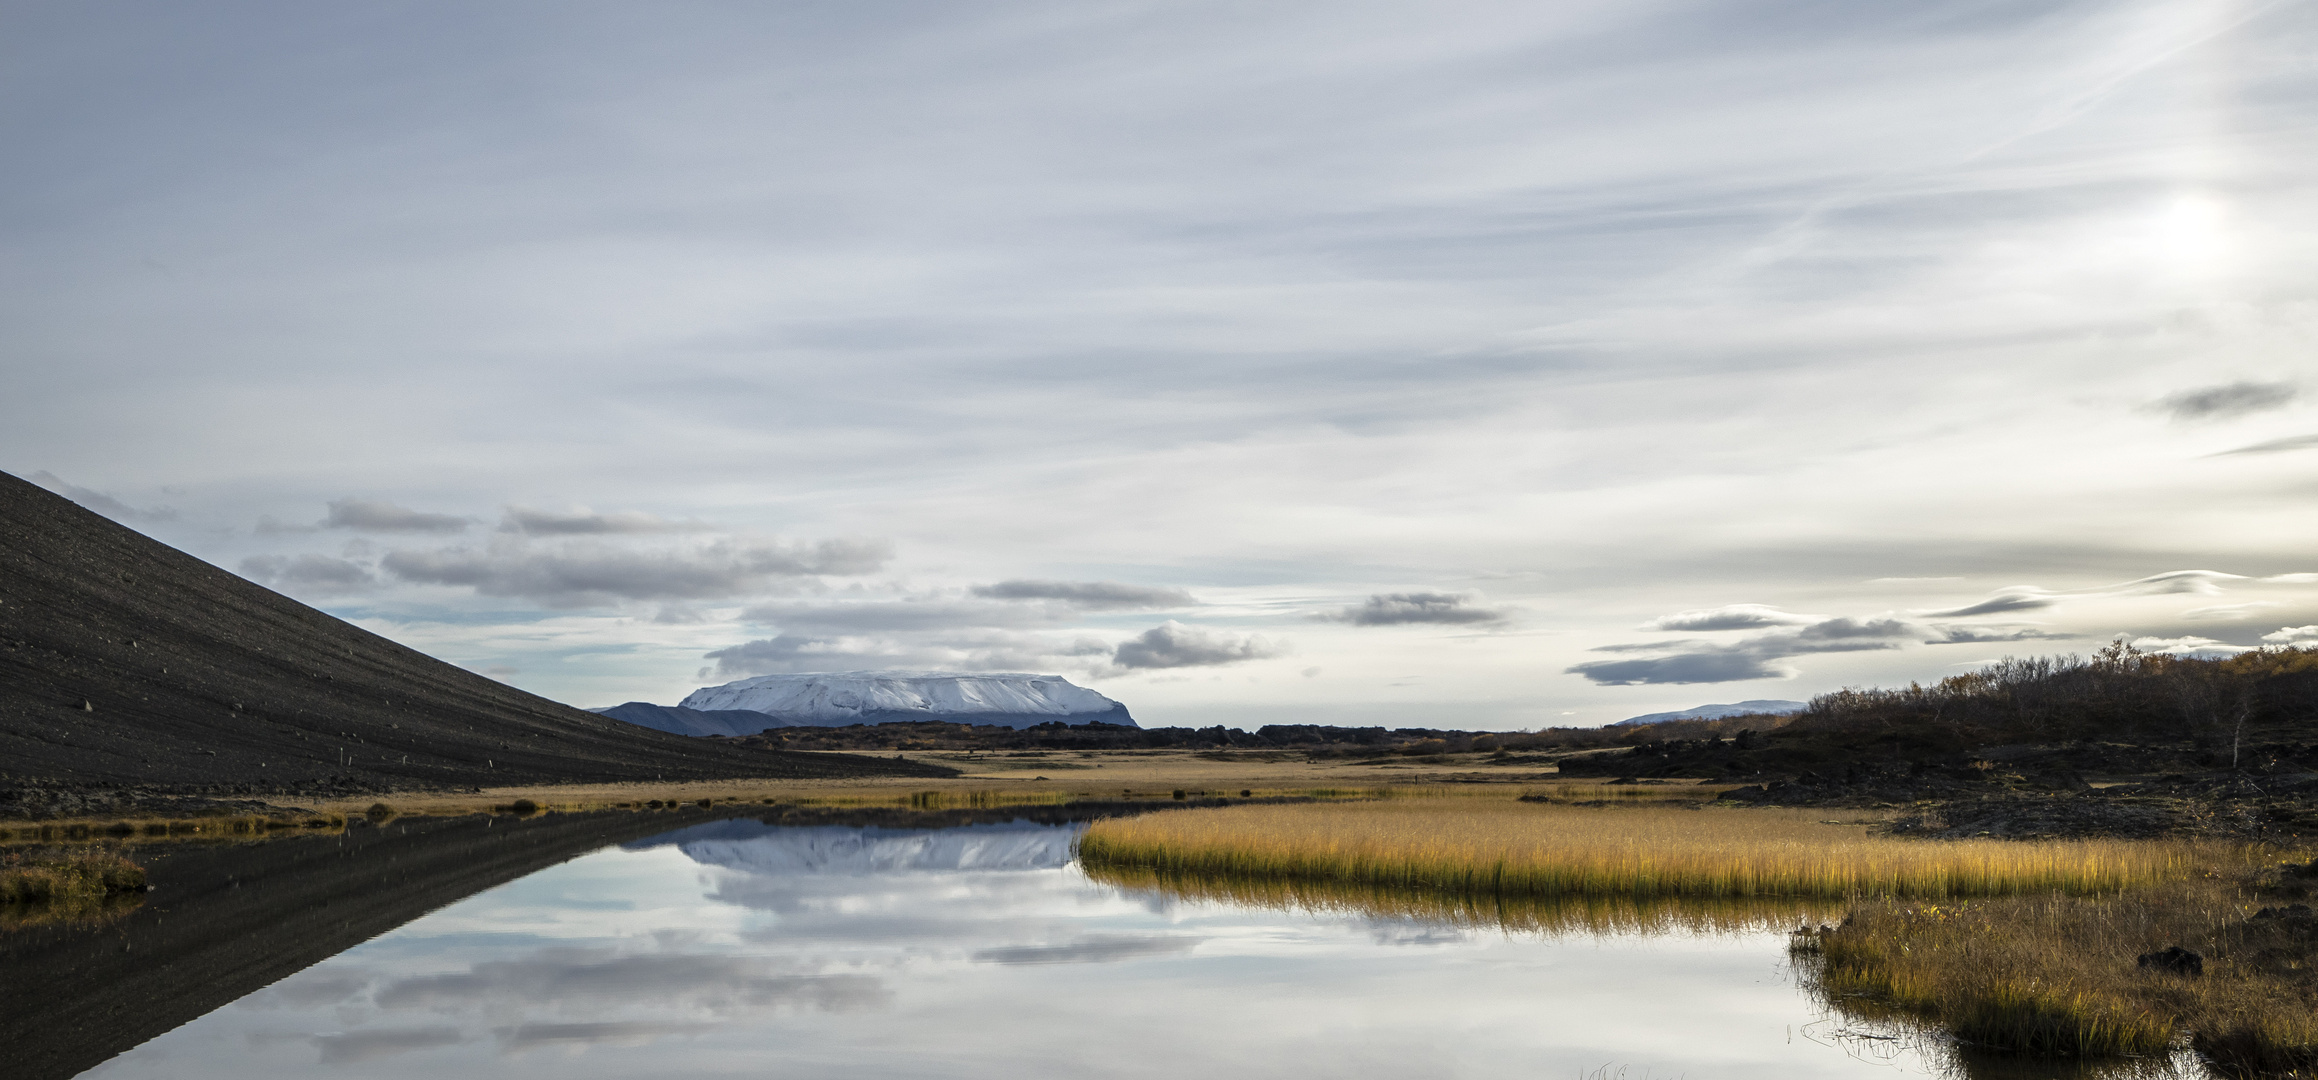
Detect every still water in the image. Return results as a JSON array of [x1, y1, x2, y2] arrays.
[[81, 817, 1997, 1079]]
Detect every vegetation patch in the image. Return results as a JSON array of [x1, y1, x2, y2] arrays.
[[1795, 863, 2318, 1073], [1077, 800, 2215, 899], [0, 847, 148, 927]]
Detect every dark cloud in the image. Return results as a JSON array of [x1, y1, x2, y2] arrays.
[[1567, 652, 1789, 685], [313, 1026, 465, 1065], [239, 553, 375, 594], [324, 498, 470, 533], [1569, 617, 1915, 685], [28, 471, 177, 523], [972, 934, 1203, 965], [2215, 433, 2318, 456], [381, 538, 891, 606], [499, 506, 708, 535], [2153, 380, 2297, 422], [970, 580, 1195, 609], [1323, 592, 1508, 627], [1644, 604, 1811, 631], [1112, 621, 1286, 669]]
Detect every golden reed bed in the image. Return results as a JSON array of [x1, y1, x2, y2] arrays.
[[1076, 801, 2232, 899]]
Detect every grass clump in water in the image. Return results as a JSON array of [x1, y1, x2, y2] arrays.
[[0, 847, 148, 927], [1077, 800, 2211, 900]]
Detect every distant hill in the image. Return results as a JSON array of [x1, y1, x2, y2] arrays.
[[1612, 700, 1807, 727], [0, 470, 950, 798], [592, 702, 813, 738]]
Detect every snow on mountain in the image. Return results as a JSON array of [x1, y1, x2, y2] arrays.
[[672, 670, 1137, 730], [1611, 699, 1808, 727]]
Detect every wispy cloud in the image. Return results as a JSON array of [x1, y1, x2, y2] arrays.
[[1641, 604, 1812, 631], [970, 580, 1195, 609], [382, 537, 890, 606]]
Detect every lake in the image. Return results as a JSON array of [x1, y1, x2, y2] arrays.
[[28, 812, 2182, 1079]]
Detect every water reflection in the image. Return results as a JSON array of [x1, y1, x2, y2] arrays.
[[69, 816, 2215, 1080]]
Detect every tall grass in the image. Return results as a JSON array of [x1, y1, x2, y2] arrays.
[[1798, 877, 2318, 1071], [1087, 863, 1841, 937], [0, 848, 148, 927], [1077, 801, 2223, 900]]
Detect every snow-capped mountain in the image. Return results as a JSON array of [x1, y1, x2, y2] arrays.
[[1611, 699, 1807, 726], [658, 670, 1136, 730]]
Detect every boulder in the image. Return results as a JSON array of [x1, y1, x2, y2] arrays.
[[2136, 946, 2203, 976]]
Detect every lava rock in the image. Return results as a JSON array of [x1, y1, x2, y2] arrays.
[[2136, 946, 2204, 976]]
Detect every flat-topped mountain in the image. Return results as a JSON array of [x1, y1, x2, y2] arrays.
[[603, 671, 1138, 734], [0, 470, 949, 803]]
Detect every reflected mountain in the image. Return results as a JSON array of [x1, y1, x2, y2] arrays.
[[627, 818, 1083, 875]]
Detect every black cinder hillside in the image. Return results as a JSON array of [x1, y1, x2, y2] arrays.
[[0, 470, 951, 810]]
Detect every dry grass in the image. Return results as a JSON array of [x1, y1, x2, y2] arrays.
[[1077, 800, 2226, 899], [0, 847, 148, 927], [1797, 870, 2318, 1073], [1086, 862, 1841, 937]]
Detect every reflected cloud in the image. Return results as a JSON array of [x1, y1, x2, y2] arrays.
[[374, 949, 887, 1014], [971, 934, 1203, 965], [312, 1025, 463, 1065], [493, 1021, 718, 1052]]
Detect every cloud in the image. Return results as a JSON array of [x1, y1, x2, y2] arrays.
[[2263, 625, 2318, 645], [239, 553, 375, 594], [1929, 587, 2059, 617], [969, 580, 1195, 609], [1642, 604, 1813, 631], [2151, 380, 2298, 422], [27, 471, 176, 523], [1922, 625, 2076, 644], [741, 599, 1039, 632], [2128, 635, 2247, 658], [323, 498, 470, 533], [1569, 616, 1915, 685], [702, 630, 1071, 677], [2182, 602, 2278, 620], [1565, 652, 1791, 685], [1322, 592, 1508, 626], [971, 934, 1203, 965], [499, 506, 708, 535], [2114, 570, 2245, 596], [382, 537, 891, 606], [2214, 433, 2318, 456], [1111, 621, 1286, 669]]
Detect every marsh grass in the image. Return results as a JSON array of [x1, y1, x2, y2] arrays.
[[0, 847, 147, 928], [1076, 801, 2220, 900], [0, 813, 347, 845], [1086, 862, 1840, 937], [1798, 875, 2318, 1074]]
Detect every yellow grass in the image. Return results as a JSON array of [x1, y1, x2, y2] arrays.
[[1798, 877, 2318, 1068], [0, 847, 148, 927], [1086, 863, 1841, 937], [1076, 800, 2226, 899]]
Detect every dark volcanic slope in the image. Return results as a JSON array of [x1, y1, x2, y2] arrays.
[[0, 471, 950, 793]]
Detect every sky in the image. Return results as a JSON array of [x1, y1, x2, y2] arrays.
[[6, 0, 2318, 729]]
